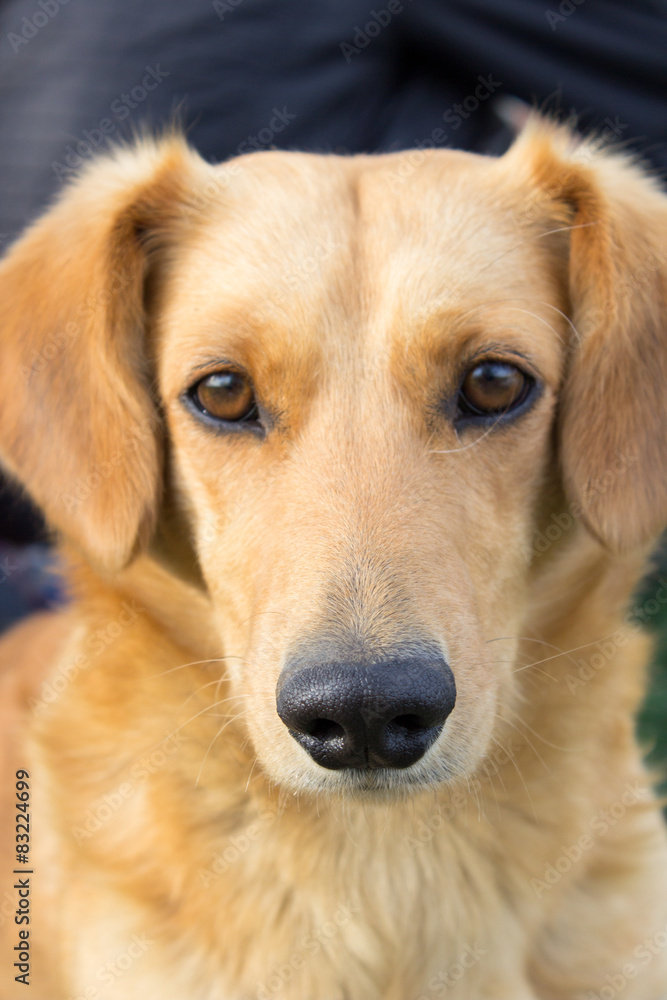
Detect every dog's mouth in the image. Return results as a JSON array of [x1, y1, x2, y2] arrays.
[[279, 749, 463, 800]]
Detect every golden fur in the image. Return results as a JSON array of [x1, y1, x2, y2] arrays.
[[1, 121, 667, 998]]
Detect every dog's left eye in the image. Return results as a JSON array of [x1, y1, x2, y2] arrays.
[[457, 360, 532, 419], [189, 371, 259, 424]]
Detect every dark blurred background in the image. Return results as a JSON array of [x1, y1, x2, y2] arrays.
[[0, 0, 666, 784]]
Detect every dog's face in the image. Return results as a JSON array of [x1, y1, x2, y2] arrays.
[[154, 150, 564, 793], [1, 125, 666, 796]]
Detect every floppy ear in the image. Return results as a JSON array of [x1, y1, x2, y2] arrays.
[[0, 136, 200, 572], [510, 122, 667, 551]]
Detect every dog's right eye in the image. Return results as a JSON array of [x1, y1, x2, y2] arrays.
[[188, 370, 259, 425]]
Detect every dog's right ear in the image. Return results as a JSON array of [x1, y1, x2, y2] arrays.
[[0, 136, 203, 573]]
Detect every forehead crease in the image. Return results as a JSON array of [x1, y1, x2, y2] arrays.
[[198, 152, 505, 298], [351, 157, 550, 354]]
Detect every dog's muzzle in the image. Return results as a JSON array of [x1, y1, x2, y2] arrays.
[[276, 656, 456, 770]]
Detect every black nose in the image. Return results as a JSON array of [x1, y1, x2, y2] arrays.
[[276, 656, 456, 770]]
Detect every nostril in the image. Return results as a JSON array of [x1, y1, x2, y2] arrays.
[[388, 713, 429, 735], [382, 711, 443, 769], [307, 718, 345, 742]]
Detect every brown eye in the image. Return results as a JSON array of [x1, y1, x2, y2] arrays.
[[458, 360, 531, 417], [190, 370, 258, 423]]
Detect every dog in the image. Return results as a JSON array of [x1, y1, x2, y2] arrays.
[[0, 119, 666, 999]]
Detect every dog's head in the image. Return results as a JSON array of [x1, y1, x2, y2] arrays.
[[1, 123, 665, 795]]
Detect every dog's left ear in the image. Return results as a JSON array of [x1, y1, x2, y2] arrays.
[[0, 136, 203, 572], [508, 122, 667, 551]]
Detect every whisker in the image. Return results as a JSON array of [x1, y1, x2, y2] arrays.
[[500, 306, 568, 348], [152, 697, 244, 750], [174, 678, 235, 713], [532, 300, 582, 346], [473, 655, 559, 684], [489, 634, 604, 676], [490, 726, 537, 820], [486, 735, 511, 803], [510, 631, 626, 674], [201, 698, 249, 718], [465, 773, 484, 825], [488, 635, 568, 649], [428, 413, 506, 455], [237, 608, 289, 631], [496, 711, 549, 765], [475, 221, 597, 276], [244, 758, 258, 794], [147, 655, 244, 679], [503, 704, 575, 754], [195, 709, 249, 786]]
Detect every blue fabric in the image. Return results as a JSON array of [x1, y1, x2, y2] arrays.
[[0, 0, 665, 246], [0, 543, 65, 633]]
